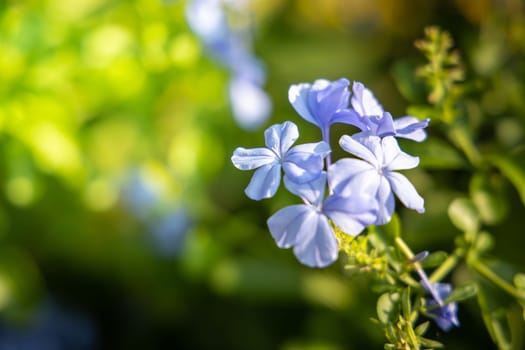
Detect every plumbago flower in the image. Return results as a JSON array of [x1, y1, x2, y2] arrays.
[[185, 0, 271, 130], [288, 78, 359, 143], [268, 173, 377, 267], [329, 135, 425, 224], [232, 77, 429, 266], [423, 282, 460, 332], [231, 121, 330, 200], [350, 82, 430, 142]]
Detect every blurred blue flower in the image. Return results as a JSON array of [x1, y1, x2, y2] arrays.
[[229, 75, 272, 131], [151, 208, 191, 258], [267, 173, 377, 267], [329, 135, 424, 224], [0, 299, 96, 350], [185, 0, 271, 130], [231, 121, 330, 200], [122, 170, 191, 258], [122, 171, 161, 220], [288, 78, 359, 143], [424, 283, 460, 332], [350, 82, 430, 142]]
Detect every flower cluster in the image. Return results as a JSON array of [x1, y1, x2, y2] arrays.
[[232, 78, 430, 267], [186, 0, 271, 130]]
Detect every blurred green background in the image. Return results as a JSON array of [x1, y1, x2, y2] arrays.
[[0, 0, 524, 349]]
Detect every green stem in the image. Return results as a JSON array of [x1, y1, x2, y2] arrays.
[[395, 237, 443, 305], [429, 254, 459, 283], [469, 257, 525, 302], [395, 237, 415, 260]]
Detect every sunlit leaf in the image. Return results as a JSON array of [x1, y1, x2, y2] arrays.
[[447, 197, 480, 234], [377, 292, 400, 325], [469, 173, 508, 225], [488, 153, 525, 205]]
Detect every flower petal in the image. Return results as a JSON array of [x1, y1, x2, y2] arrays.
[[292, 212, 338, 268], [374, 112, 396, 137], [375, 177, 395, 225], [385, 172, 425, 213], [328, 158, 376, 196], [267, 204, 311, 248], [331, 109, 364, 128], [283, 142, 329, 183], [312, 78, 350, 121], [284, 172, 326, 206], [394, 116, 430, 142], [231, 147, 277, 170], [288, 83, 317, 126], [245, 163, 281, 200], [323, 194, 377, 236], [339, 135, 379, 166], [264, 121, 299, 156], [381, 136, 419, 171], [351, 81, 383, 117]]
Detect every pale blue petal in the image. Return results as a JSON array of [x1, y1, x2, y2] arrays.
[[231, 147, 277, 170], [288, 141, 331, 157], [375, 177, 395, 225], [383, 141, 419, 171], [323, 194, 377, 236], [264, 121, 299, 156], [313, 78, 350, 121], [394, 117, 430, 142], [351, 81, 383, 117], [282, 142, 329, 183], [327, 159, 376, 196], [386, 172, 425, 213], [292, 212, 338, 268], [380, 136, 402, 167], [245, 163, 281, 200], [374, 112, 396, 137], [284, 172, 326, 206], [267, 204, 311, 248], [331, 109, 364, 128], [288, 83, 318, 126], [229, 77, 271, 131], [339, 135, 379, 166]]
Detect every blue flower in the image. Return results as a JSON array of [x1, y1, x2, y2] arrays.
[[288, 78, 359, 142], [229, 76, 272, 130], [231, 121, 330, 200], [350, 82, 430, 142], [329, 135, 424, 224], [267, 173, 377, 267], [186, 0, 271, 130], [424, 283, 460, 332]]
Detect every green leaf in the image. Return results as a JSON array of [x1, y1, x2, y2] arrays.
[[447, 197, 480, 234], [377, 292, 400, 325], [514, 273, 525, 290], [488, 153, 525, 205], [414, 321, 430, 336], [444, 282, 478, 303], [401, 137, 468, 170], [474, 231, 494, 254], [418, 336, 444, 348], [476, 267, 516, 350], [391, 60, 427, 103], [469, 173, 508, 225]]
